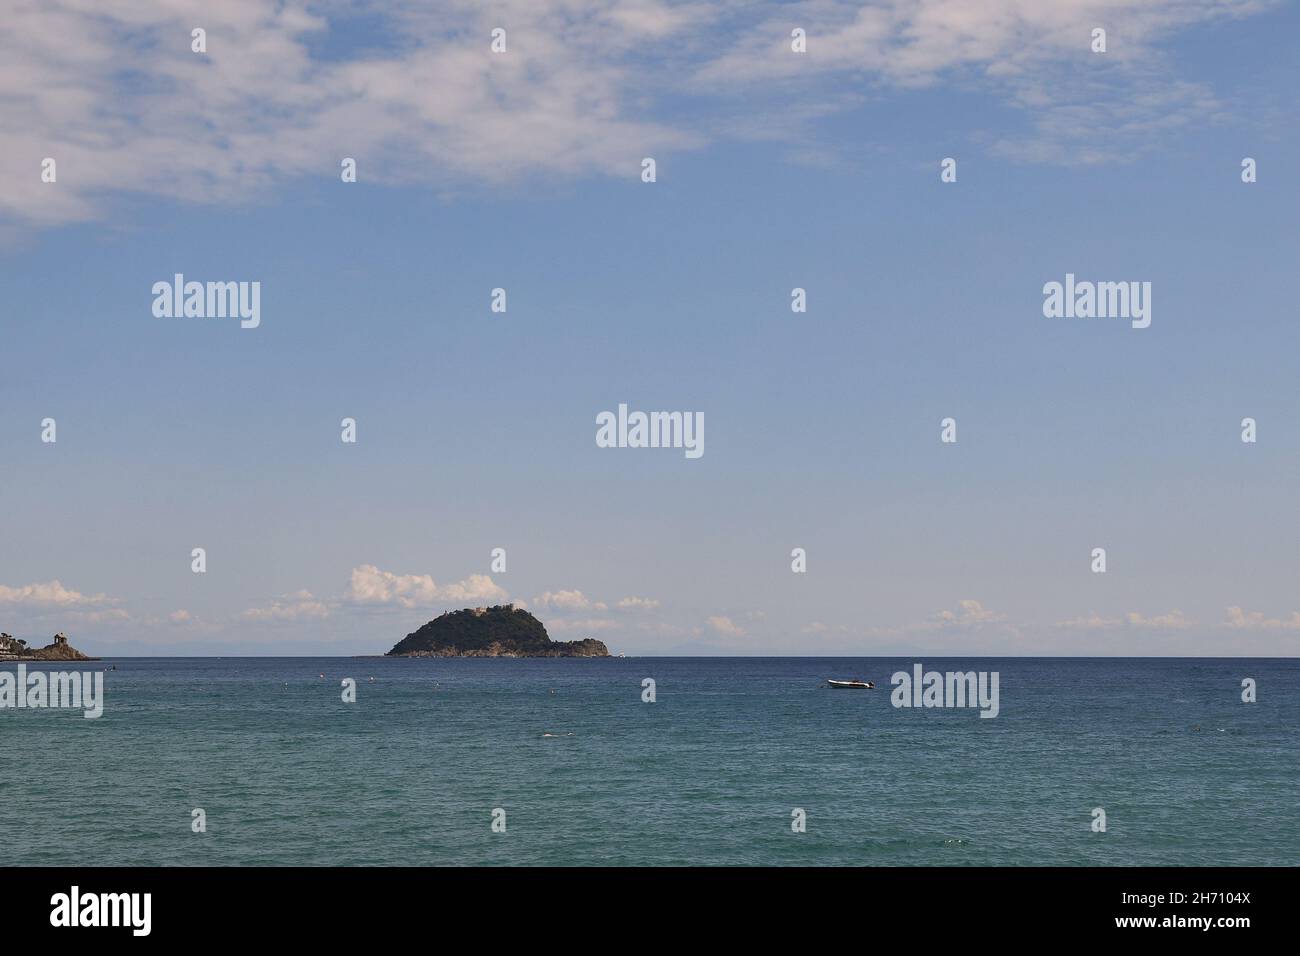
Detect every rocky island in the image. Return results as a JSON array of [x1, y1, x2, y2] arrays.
[[386, 605, 610, 658], [0, 632, 96, 662]]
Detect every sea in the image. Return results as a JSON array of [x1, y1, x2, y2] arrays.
[[1, 657, 1295, 866]]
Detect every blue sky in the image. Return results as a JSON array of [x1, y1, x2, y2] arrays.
[[1, 0, 1298, 655]]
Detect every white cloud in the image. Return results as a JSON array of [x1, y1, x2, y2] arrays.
[[1057, 609, 1193, 630], [241, 592, 331, 622], [534, 589, 605, 610], [698, 1, 1266, 85], [345, 565, 506, 608], [1225, 606, 1300, 631], [925, 599, 1003, 629], [616, 596, 660, 610], [707, 615, 746, 637], [1, 0, 1274, 229], [0, 579, 118, 608], [697, 0, 1267, 164], [0, 0, 704, 228]]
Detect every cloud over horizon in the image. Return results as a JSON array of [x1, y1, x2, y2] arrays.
[[0, 579, 120, 609], [343, 565, 507, 608]]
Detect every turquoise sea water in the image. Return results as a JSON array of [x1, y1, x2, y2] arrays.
[[1, 657, 1295, 866]]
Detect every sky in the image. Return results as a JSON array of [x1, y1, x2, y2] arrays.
[[1, 0, 1298, 656]]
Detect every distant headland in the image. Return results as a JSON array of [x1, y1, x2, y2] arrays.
[[0, 632, 96, 662], [386, 605, 610, 658]]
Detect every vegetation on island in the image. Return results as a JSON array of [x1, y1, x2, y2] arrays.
[[386, 605, 610, 657]]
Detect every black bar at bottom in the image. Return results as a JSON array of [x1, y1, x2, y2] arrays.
[[6, 866, 1277, 941]]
